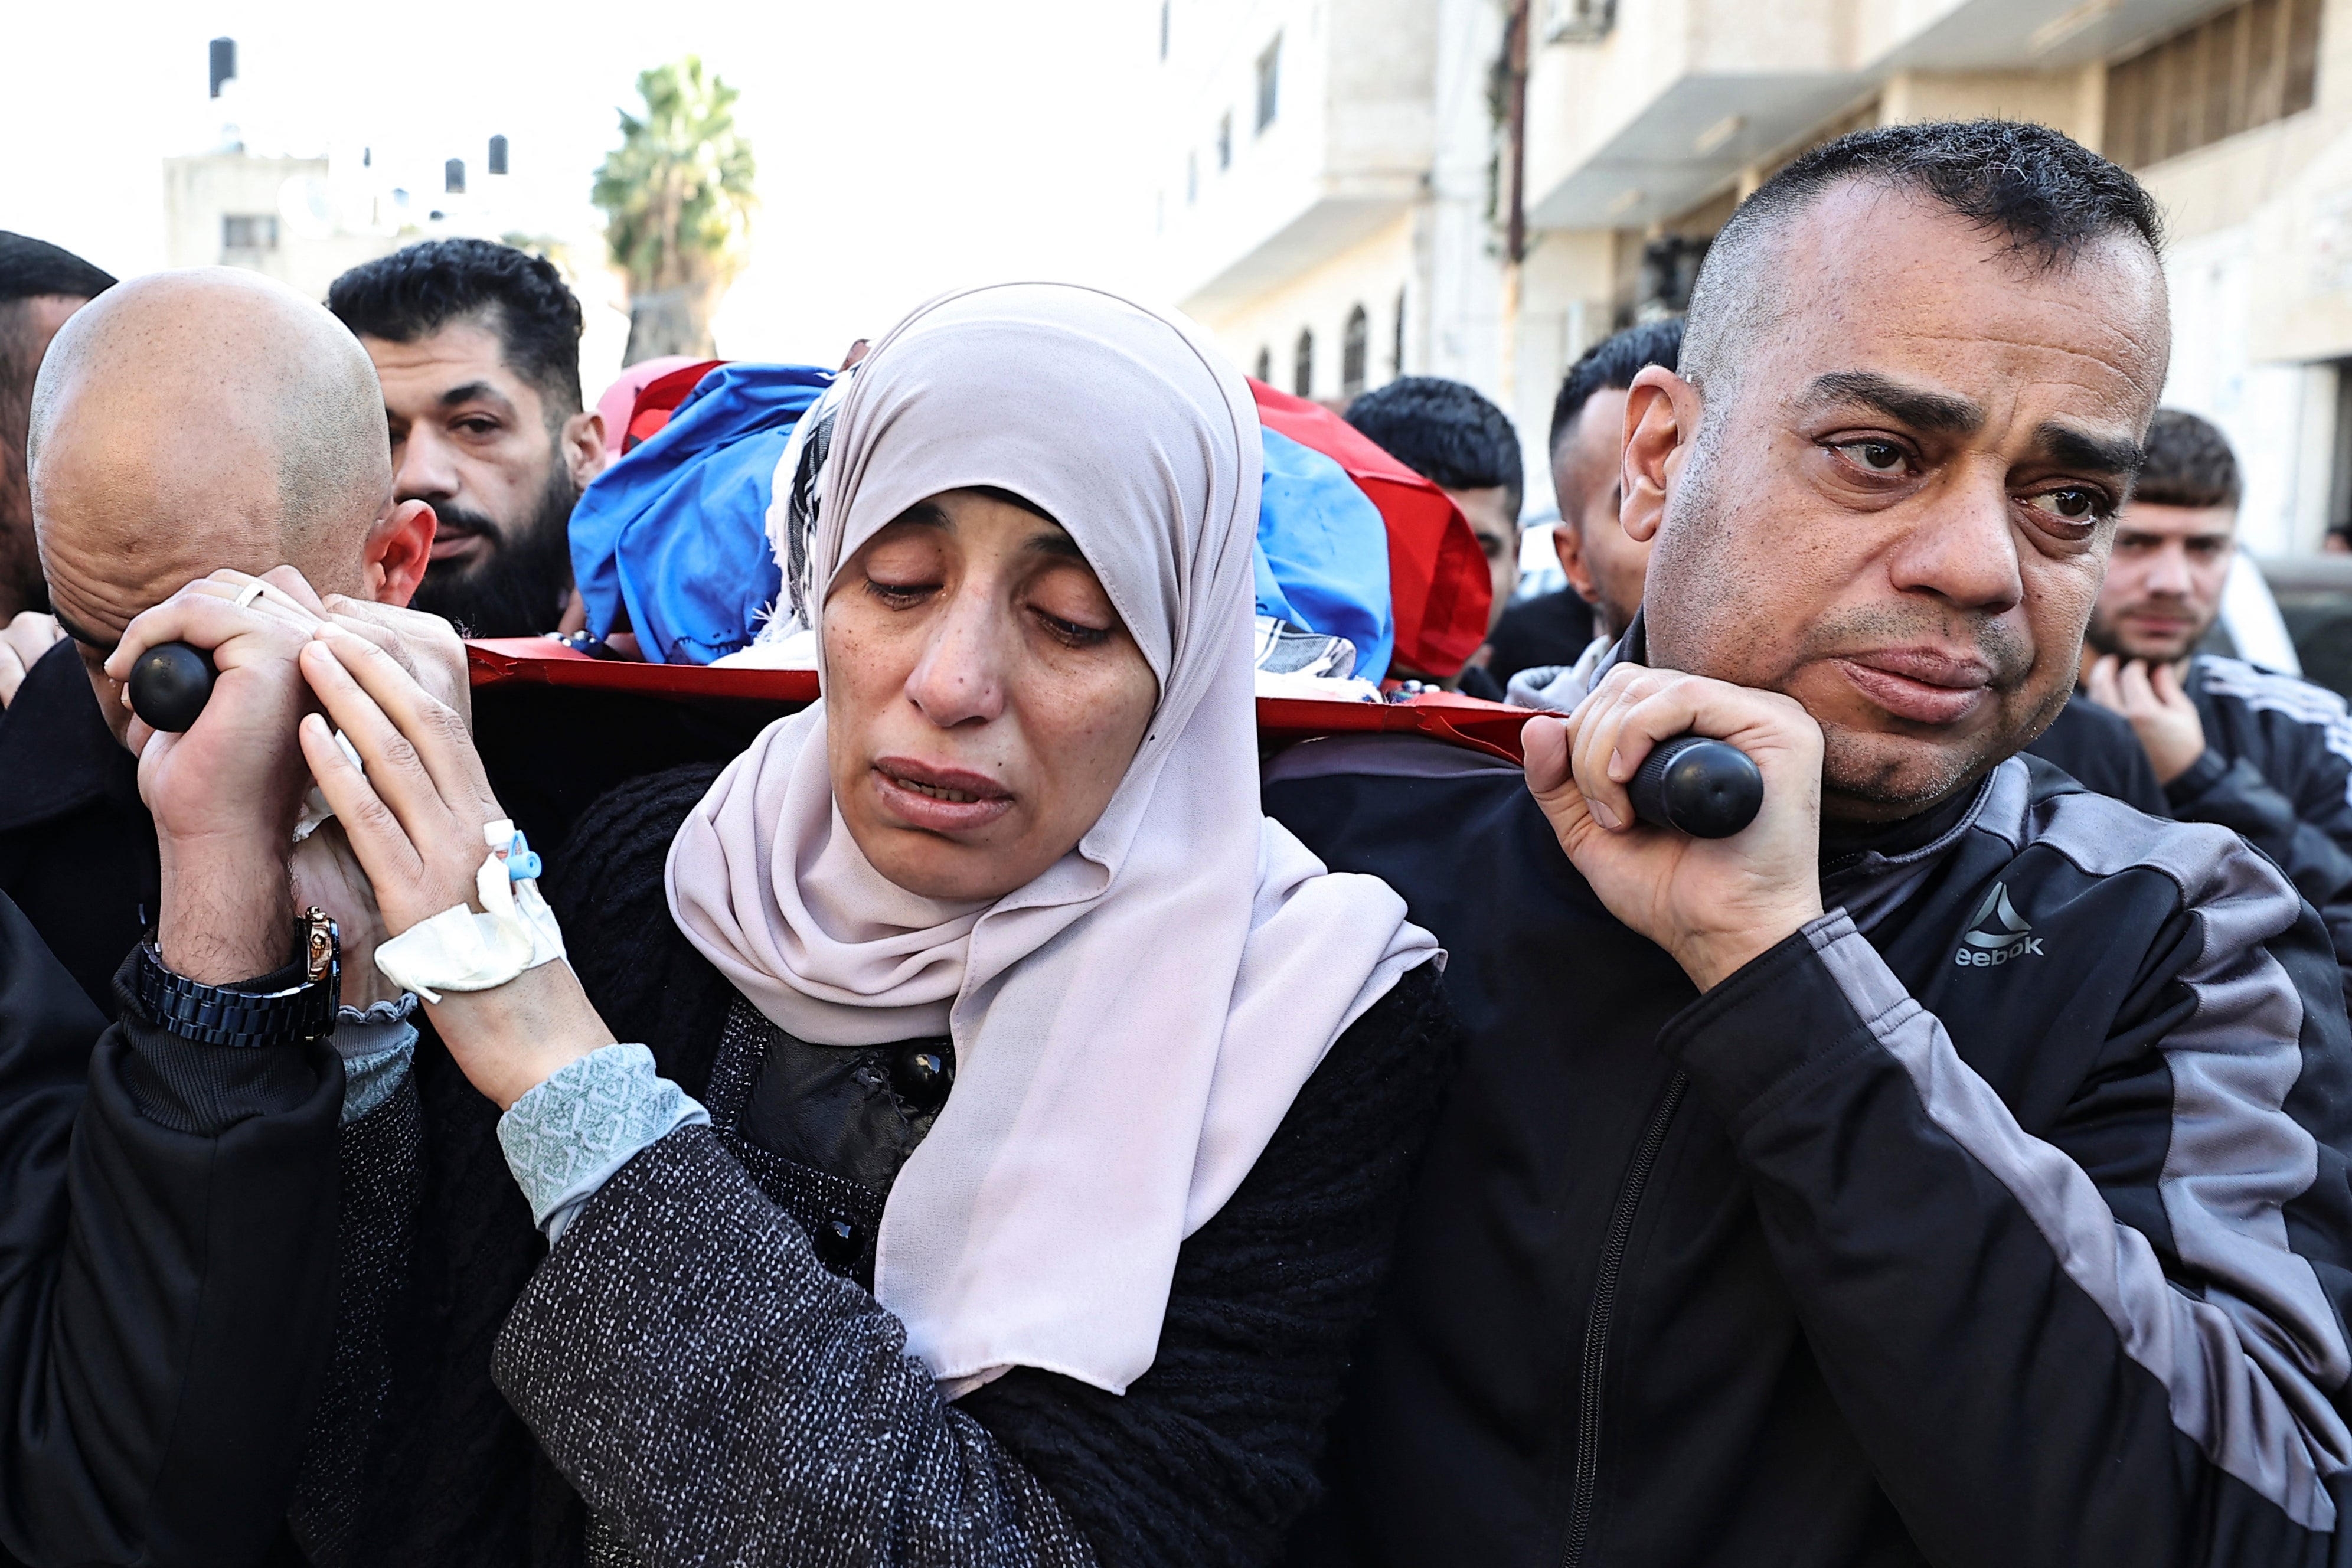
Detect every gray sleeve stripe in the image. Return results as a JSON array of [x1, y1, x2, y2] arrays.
[[1806, 912, 2352, 1532], [2196, 655, 2352, 808], [2028, 795, 2347, 1400]]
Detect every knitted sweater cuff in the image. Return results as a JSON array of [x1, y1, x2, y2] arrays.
[[497, 1043, 710, 1243], [335, 994, 419, 1125]]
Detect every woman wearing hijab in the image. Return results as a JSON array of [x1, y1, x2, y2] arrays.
[[292, 283, 1457, 1566]]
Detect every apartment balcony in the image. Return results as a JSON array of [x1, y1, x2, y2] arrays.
[[1158, 0, 1437, 316], [1521, 0, 2231, 233]]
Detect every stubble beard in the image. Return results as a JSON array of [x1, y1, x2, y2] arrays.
[[1654, 423, 2056, 823], [2083, 601, 2203, 667], [411, 458, 582, 638]]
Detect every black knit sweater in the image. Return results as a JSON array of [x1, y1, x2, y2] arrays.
[[495, 764, 1462, 1567]]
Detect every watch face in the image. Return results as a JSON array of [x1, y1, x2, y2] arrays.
[[303, 907, 339, 986]]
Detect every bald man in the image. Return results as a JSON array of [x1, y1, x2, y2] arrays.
[[0, 267, 440, 1010], [0, 268, 460, 1566]]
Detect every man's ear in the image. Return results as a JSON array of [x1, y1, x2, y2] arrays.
[[1619, 367, 1700, 545], [561, 409, 608, 488], [1551, 509, 1600, 606], [362, 499, 436, 607]]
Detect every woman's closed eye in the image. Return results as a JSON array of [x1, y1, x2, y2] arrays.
[[1031, 604, 1113, 649], [1023, 561, 1121, 651], [864, 575, 940, 610]]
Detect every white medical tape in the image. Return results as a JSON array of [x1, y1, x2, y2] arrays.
[[372, 818, 568, 1004]]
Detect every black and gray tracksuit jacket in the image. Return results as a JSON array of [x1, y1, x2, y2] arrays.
[[1267, 739, 2352, 1567], [2167, 654, 2352, 984]]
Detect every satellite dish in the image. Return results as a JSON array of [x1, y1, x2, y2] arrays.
[[278, 175, 336, 241]]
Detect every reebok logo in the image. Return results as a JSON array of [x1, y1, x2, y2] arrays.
[[1954, 883, 2042, 967]]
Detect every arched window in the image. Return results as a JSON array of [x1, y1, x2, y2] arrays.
[[1391, 289, 1406, 379], [1255, 345, 1272, 383], [1341, 303, 1370, 397], [1292, 328, 1314, 398]]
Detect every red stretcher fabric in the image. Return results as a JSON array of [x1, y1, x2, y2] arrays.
[[466, 641, 1535, 764]]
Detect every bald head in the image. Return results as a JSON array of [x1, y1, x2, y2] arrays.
[[29, 267, 394, 646], [1681, 120, 2165, 416]]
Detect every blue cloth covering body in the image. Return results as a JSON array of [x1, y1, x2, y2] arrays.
[[570, 362, 832, 665], [571, 368, 1393, 675], [1254, 429, 1394, 681]]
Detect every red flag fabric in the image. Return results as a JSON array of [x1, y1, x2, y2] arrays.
[[620, 358, 728, 454], [470, 639, 1532, 762], [1246, 379, 1492, 679]]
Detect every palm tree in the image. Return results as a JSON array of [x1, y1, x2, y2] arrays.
[[593, 57, 757, 364]]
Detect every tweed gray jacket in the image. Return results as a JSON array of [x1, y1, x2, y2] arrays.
[[489, 954, 1456, 1568], [288, 764, 1458, 1567]]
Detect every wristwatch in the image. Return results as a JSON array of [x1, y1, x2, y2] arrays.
[[134, 907, 341, 1049]]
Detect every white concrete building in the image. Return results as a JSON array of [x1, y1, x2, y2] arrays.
[[161, 151, 401, 303], [1149, 0, 1510, 401], [1154, 0, 2352, 557]]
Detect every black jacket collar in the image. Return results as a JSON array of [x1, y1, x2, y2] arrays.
[[0, 638, 141, 834]]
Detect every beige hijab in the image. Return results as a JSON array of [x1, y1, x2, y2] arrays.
[[665, 283, 1437, 1395]]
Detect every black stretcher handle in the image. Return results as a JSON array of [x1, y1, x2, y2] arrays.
[[128, 641, 217, 733], [1625, 733, 1763, 838]]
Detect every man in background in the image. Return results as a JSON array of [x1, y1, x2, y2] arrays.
[[0, 234, 115, 705], [1506, 318, 1680, 710], [2082, 406, 2352, 951], [328, 238, 605, 637], [1344, 375, 1523, 695]]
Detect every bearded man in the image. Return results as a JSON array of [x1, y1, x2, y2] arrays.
[[328, 239, 604, 637]]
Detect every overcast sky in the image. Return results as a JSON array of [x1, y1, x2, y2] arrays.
[[4, 0, 1165, 384]]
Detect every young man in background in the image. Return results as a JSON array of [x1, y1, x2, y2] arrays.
[[0, 234, 115, 705], [328, 239, 605, 638], [2082, 406, 2352, 967], [1507, 318, 1680, 711], [1344, 375, 1524, 696]]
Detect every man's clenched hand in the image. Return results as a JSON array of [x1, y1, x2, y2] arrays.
[[1524, 664, 1826, 992], [104, 566, 476, 988]]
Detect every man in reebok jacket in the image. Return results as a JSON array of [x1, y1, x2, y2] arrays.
[[1272, 122, 2352, 1568]]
